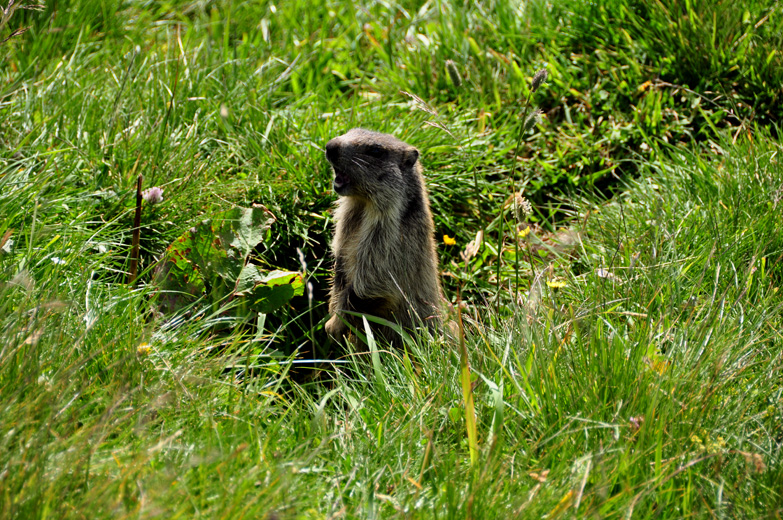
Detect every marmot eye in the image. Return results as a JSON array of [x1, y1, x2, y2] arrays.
[[366, 144, 387, 159]]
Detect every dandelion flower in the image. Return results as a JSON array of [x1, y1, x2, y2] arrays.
[[443, 234, 456, 246]]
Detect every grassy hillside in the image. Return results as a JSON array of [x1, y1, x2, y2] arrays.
[[1, 1, 781, 518]]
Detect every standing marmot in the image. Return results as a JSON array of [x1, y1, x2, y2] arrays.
[[324, 128, 442, 345]]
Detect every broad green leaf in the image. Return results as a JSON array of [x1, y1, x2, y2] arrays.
[[155, 206, 299, 316], [243, 270, 304, 314]]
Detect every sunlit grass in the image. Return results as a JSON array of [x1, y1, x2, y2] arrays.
[[1, 0, 781, 518]]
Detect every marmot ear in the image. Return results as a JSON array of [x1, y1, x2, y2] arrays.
[[402, 148, 419, 169]]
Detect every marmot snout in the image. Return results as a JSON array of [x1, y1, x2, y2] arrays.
[[325, 130, 419, 200], [324, 128, 442, 345]]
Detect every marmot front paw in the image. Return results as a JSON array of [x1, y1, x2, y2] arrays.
[[325, 314, 348, 341]]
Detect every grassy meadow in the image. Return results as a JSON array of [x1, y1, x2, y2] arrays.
[[1, 0, 782, 517]]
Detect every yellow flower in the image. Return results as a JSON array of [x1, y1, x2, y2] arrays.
[[546, 280, 566, 289], [519, 226, 531, 238], [443, 234, 456, 246], [707, 436, 726, 454], [137, 342, 151, 356]]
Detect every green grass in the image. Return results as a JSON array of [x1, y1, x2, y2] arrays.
[[1, 0, 782, 518]]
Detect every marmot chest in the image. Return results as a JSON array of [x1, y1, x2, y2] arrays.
[[337, 203, 402, 280]]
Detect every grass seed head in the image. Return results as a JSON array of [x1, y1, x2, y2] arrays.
[[523, 109, 542, 133], [514, 192, 533, 222], [445, 59, 462, 88], [531, 68, 548, 92]]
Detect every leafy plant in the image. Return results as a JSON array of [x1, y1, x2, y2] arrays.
[[154, 205, 303, 319]]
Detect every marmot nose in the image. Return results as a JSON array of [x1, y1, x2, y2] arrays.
[[325, 140, 340, 163]]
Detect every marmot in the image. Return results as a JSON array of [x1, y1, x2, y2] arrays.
[[324, 128, 442, 345]]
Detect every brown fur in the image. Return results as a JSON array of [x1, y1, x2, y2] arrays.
[[324, 128, 442, 345]]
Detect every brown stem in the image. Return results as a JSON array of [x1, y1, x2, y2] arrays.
[[129, 174, 143, 284]]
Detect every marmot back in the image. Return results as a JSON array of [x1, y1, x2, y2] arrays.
[[324, 128, 442, 345]]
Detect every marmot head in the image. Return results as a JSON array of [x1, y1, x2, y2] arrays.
[[325, 128, 420, 203]]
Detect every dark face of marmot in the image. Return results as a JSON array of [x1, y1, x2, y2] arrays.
[[325, 128, 420, 203]]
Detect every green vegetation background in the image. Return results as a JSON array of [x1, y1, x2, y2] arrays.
[[1, 0, 781, 518]]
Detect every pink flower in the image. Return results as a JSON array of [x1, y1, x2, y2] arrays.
[[142, 186, 164, 204]]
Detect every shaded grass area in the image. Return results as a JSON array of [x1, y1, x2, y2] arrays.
[[1, 0, 782, 517]]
